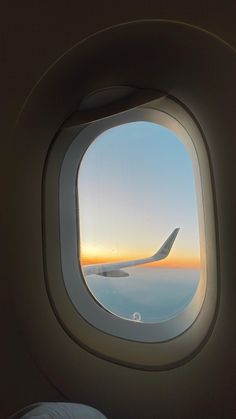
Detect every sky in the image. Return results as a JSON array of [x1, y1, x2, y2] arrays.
[[78, 121, 201, 269]]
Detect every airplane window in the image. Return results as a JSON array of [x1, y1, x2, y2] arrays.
[[78, 121, 201, 323], [45, 97, 216, 360]]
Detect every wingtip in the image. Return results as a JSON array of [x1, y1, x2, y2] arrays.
[[152, 227, 180, 260]]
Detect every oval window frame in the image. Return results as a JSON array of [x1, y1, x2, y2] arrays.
[[43, 96, 217, 368]]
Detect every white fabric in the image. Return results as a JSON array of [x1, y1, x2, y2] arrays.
[[9, 403, 107, 419]]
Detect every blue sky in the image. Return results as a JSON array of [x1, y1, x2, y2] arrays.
[[78, 121, 200, 268]]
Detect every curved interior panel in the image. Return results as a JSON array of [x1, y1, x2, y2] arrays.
[[6, 17, 236, 419]]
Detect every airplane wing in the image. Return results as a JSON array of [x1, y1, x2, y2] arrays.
[[82, 228, 180, 277]]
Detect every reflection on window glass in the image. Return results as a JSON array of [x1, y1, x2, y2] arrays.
[[78, 122, 201, 323]]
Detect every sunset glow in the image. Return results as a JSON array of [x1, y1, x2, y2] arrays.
[[80, 251, 200, 269]]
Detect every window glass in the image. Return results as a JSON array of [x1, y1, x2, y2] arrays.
[[78, 121, 201, 323]]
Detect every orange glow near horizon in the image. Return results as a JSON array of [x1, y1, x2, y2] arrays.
[[80, 251, 201, 269]]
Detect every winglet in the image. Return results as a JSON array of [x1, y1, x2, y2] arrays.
[[152, 228, 180, 261]]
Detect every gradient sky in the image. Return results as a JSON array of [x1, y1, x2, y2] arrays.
[[78, 121, 201, 268]]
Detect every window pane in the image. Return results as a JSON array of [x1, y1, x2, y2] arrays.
[[78, 121, 201, 323]]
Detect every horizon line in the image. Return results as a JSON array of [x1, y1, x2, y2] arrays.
[[80, 256, 201, 269]]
